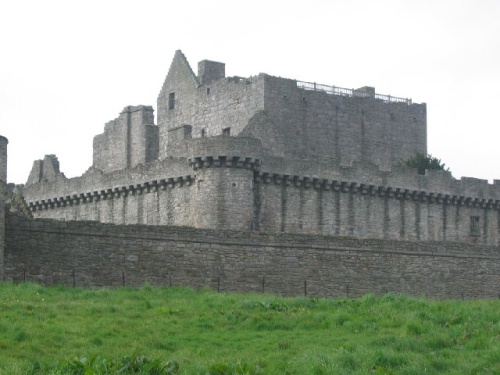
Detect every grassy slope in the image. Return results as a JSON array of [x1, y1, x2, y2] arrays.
[[0, 282, 499, 374]]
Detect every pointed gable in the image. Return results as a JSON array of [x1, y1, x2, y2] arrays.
[[158, 50, 199, 100], [157, 50, 200, 129]]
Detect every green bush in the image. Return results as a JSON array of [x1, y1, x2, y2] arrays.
[[401, 153, 449, 175]]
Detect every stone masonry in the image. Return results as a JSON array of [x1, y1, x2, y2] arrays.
[[4, 214, 499, 298], [21, 50, 500, 247], [0, 135, 7, 280], [1, 51, 499, 297]]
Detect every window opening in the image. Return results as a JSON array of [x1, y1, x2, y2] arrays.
[[168, 92, 175, 110], [222, 127, 231, 136], [201, 129, 206, 138], [207, 88, 211, 94], [470, 216, 480, 236]]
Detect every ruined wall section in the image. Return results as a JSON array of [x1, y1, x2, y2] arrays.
[[5, 214, 499, 298], [93, 105, 158, 174], [242, 76, 426, 170], [24, 136, 262, 232], [157, 51, 265, 159], [23, 156, 194, 226], [23, 135, 500, 244], [26, 155, 64, 186], [0, 136, 7, 280]]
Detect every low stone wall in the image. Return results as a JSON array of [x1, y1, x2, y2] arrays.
[[4, 213, 499, 298]]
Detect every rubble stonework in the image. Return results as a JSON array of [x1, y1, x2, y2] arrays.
[[6, 184, 33, 219], [21, 51, 500, 246]]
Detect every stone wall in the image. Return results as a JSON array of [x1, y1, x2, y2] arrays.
[[244, 75, 427, 170], [21, 50, 500, 245], [157, 51, 426, 171], [23, 137, 263, 231], [0, 135, 7, 280], [5, 213, 499, 298], [26, 155, 61, 186], [23, 134, 500, 245], [255, 170, 500, 244], [93, 105, 158, 174], [157, 51, 265, 159]]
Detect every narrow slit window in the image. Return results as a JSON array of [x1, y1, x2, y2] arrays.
[[222, 127, 231, 136], [201, 129, 206, 138], [207, 88, 211, 94], [168, 92, 175, 110], [470, 216, 480, 236]]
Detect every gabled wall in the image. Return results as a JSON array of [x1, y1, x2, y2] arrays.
[[157, 52, 426, 172], [157, 50, 265, 159]]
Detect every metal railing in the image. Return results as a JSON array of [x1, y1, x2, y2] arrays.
[[297, 81, 412, 105]]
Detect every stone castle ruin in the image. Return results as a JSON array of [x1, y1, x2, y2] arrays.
[[22, 50, 500, 245], [0, 51, 498, 297]]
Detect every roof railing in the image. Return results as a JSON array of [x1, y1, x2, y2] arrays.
[[297, 81, 412, 105]]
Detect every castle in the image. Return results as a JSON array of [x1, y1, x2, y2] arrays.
[[0, 51, 498, 297], [21, 50, 500, 245]]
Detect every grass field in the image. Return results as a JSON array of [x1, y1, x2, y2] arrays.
[[0, 282, 498, 374]]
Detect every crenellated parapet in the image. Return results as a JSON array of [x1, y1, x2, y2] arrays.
[[187, 136, 262, 170], [28, 174, 195, 212], [23, 130, 500, 233], [256, 171, 500, 210], [188, 135, 263, 159], [24, 155, 192, 204], [189, 156, 260, 171]]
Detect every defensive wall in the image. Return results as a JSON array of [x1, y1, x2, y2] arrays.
[[2, 136, 499, 298], [23, 50, 493, 245], [4, 212, 499, 298], [4, 50, 500, 297], [23, 135, 500, 245]]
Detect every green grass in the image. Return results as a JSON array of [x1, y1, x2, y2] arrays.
[[0, 282, 499, 374]]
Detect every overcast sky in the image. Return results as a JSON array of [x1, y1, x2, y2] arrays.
[[1, 0, 499, 184]]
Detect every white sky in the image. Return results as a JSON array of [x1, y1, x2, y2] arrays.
[[1, 0, 499, 184]]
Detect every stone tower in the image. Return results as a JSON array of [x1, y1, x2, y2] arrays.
[[188, 137, 262, 231], [0, 135, 8, 280]]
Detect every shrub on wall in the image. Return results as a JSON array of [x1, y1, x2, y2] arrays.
[[402, 153, 449, 175]]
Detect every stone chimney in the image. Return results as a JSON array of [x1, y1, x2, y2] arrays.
[[198, 60, 225, 85]]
